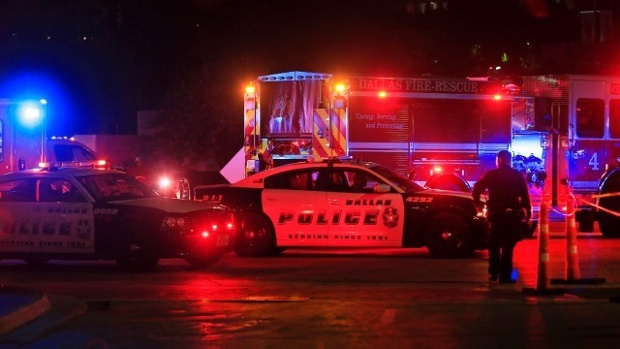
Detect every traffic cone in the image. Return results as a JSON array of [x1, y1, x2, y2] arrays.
[[551, 198, 606, 285], [523, 201, 565, 295], [566, 198, 580, 280], [537, 201, 551, 290]]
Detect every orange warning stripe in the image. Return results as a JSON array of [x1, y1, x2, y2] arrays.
[[312, 108, 348, 160]]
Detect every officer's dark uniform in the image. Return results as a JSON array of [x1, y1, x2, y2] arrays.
[[472, 150, 531, 283]]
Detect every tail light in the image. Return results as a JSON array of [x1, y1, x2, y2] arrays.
[[196, 217, 237, 239]]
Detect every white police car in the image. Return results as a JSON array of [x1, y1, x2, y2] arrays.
[[0, 163, 239, 271], [194, 159, 488, 258]]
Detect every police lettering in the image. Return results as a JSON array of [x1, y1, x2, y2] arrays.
[[278, 209, 380, 225], [0, 240, 86, 248], [345, 211, 360, 224], [288, 234, 329, 240], [333, 235, 362, 240], [48, 206, 87, 214], [406, 196, 433, 203], [1, 217, 89, 236], [345, 199, 391, 206], [287, 234, 388, 241], [94, 208, 118, 215]]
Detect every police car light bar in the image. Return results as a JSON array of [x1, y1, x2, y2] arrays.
[[39, 160, 109, 170]]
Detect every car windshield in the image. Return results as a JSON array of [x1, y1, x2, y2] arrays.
[[78, 172, 159, 201], [369, 165, 425, 193]]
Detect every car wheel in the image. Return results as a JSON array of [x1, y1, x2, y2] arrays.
[[115, 242, 160, 272], [185, 254, 222, 269], [234, 211, 277, 257], [424, 212, 473, 258]]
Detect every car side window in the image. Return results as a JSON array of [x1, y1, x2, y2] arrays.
[[316, 169, 350, 192], [346, 170, 376, 193], [265, 170, 317, 190], [53, 144, 98, 162], [38, 178, 86, 203], [0, 179, 36, 202]]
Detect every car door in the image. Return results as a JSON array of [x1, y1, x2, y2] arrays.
[[0, 177, 95, 256], [324, 168, 405, 247], [261, 169, 330, 247]]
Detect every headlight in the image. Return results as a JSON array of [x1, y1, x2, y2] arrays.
[[163, 216, 187, 228], [163, 212, 237, 237]]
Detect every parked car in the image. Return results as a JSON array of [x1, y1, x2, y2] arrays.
[[194, 158, 488, 258], [0, 162, 239, 271]]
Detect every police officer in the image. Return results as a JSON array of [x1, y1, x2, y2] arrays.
[[472, 150, 532, 283]]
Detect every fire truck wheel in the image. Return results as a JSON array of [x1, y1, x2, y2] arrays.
[[424, 212, 473, 258], [598, 175, 620, 238], [185, 254, 222, 269], [235, 211, 277, 257]]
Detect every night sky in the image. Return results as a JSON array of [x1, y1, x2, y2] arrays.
[[1, 0, 619, 138]]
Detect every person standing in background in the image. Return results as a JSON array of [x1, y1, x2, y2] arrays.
[[472, 150, 532, 284]]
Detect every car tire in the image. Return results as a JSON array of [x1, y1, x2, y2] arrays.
[[234, 211, 277, 257], [115, 242, 160, 272], [424, 211, 473, 258], [185, 254, 222, 269]]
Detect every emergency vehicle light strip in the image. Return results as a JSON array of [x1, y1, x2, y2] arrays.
[[258, 71, 332, 82], [349, 142, 408, 150], [330, 108, 347, 157], [244, 109, 255, 137], [244, 92, 257, 155], [313, 109, 330, 158], [348, 92, 503, 100], [410, 142, 479, 150]]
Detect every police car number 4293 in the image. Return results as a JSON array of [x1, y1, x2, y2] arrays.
[[194, 159, 488, 258], [0, 163, 239, 271]]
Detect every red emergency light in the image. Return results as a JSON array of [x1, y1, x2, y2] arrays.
[[335, 83, 346, 92], [378, 91, 388, 98]]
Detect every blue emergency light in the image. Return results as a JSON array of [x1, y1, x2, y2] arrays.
[[16, 100, 46, 128]]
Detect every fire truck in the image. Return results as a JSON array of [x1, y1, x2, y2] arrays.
[[241, 71, 620, 237]]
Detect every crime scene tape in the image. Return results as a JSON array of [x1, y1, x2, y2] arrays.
[[549, 194, 578, 218], [572, 191, 620, 218], [542, 190, 620, 218]]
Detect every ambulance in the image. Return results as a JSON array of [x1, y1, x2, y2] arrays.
[[0, 98, 102, 174]]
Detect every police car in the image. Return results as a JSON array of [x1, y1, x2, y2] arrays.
[[194, 159, 488, 258], [0, 162, 239, 271]]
